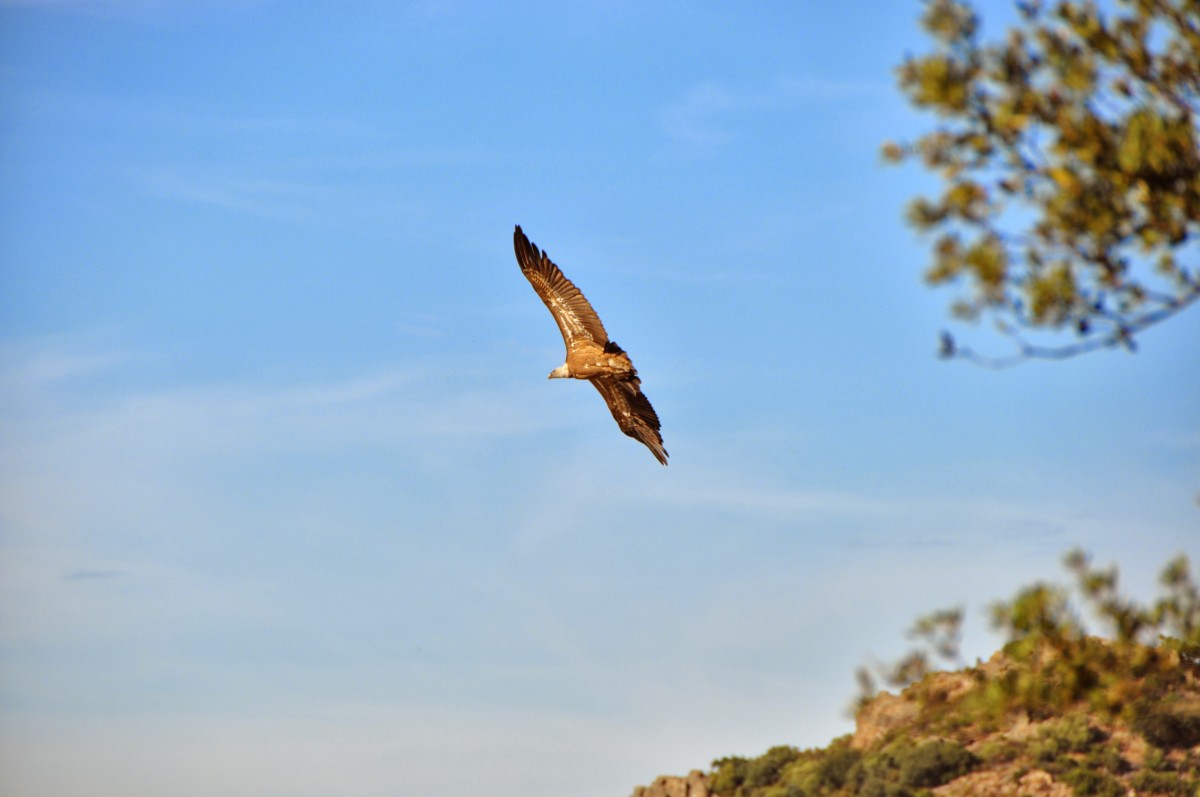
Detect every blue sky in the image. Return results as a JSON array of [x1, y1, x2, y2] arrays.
[[1, 1, 1197, 795]]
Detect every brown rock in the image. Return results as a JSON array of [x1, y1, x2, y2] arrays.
[[852, 690, 919, 749], [629, 769, 709, 797], [934, 764, 1073, 797]]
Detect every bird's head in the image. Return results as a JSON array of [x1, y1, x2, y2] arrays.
[[548, 364, 571, 379]]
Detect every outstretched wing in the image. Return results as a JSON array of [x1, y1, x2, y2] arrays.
[[591, 377, 668, 466], [514, 226, 609, 350]]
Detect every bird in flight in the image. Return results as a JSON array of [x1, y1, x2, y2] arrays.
[[513, 225, 668, 466]]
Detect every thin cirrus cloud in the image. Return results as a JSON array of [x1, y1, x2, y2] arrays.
[[660, 75, 884, 150], [0, 346, 132, 392], [3, 357, 555, 468], [136, 165, 427, 234], [0, 340, 567, 550], [132, 151, 464, 235], [140, 168, 332, 219], [63, 568, 123, 580]]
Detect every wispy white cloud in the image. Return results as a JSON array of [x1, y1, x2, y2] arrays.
[[134, 160, 446, 238], [660, 75, 884, 151], [660, 83, 741, 148], [1, 360, 553, 481], [0, 338, 576, 558], [1150, 428, 1200, 450], [5, 347, 129, 388], [63, 568, 123, 580], [9, 82, 466, 234], [138, 167, 361, 225], [633, 474, 1077, 548], [0, 335, 136, 393]]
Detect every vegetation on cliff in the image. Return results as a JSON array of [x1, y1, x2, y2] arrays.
[[704, 549, 1200, 797]]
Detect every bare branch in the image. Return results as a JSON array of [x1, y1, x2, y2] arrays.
[[940, 281, 1200, 367]]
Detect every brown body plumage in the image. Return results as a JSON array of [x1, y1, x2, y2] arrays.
[[513, 225, 668, 466]]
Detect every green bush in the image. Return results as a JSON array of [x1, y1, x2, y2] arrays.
[[857, 779, 914, 797], [843, 740, 975, 796], [1030, 715, 1105, 762], [1130, 769, 1199, 797], [745, 746, 800, 788], [710, 746, 803, 795], [814, 744, 861, 790], [710, 756, 749, 795], [759, 786, 804, 797], [896, 740, 977, 788], [1133, 707, 1200, 750], [1059, 767, 1124, 797], [974, 737, 1018, 763], [1086, 744, 1129, 776]]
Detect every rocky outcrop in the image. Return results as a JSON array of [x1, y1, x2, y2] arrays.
[[851, 669, 976, 749], [629, 769, 710, 797], [850, 690, 919, 750]]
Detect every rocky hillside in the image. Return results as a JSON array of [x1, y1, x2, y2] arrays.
[[631, 551, 1200, 797], [629, 641, 1200, 797]]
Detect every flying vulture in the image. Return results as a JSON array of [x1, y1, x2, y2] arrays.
[[513, 225, 668, 466]]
